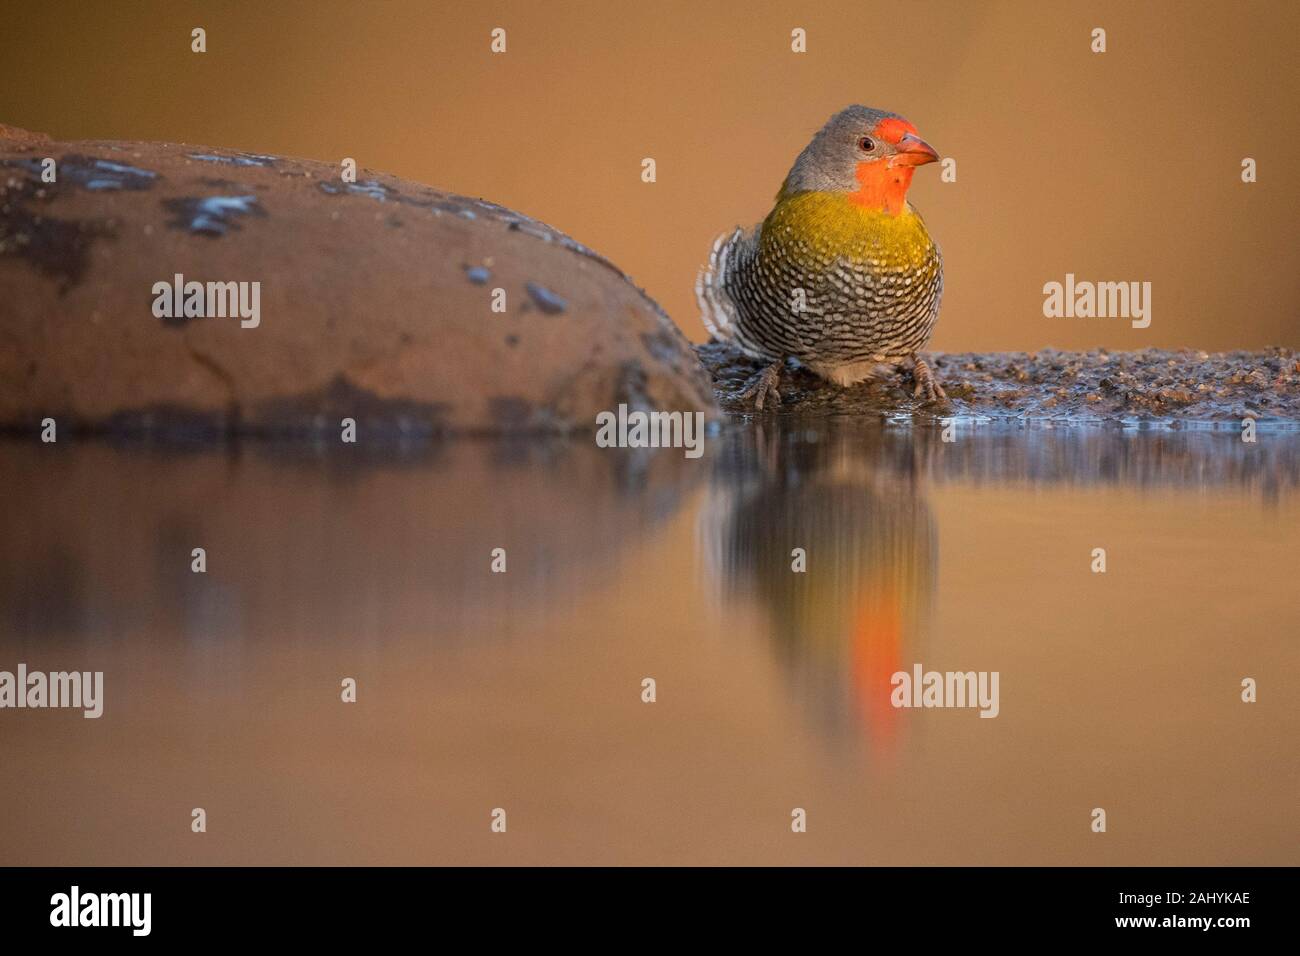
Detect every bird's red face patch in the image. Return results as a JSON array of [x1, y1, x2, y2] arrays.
[[850, 116, 931, 215], [872, 117, 919, 145], [850, 162, 914, 216]]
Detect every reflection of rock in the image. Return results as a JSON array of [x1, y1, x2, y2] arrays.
[[915, 427, 1300, 499], [0, 440, 703, 644], [699, 339, 1300, 426], [0, 127, 717, 435], [702, 426, 936, 744]]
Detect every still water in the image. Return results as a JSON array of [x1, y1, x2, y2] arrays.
[[1, 423, 1296, 865]]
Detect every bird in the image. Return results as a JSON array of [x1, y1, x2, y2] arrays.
[[696, 105, 946, 408]]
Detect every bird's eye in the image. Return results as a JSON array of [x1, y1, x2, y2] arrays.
[[858, 137, 875, 152]]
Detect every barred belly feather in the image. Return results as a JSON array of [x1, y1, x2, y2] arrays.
[[697, 190, 942, 386]]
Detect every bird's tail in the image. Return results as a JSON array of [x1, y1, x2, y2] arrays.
[[695, 227, 747, 343]]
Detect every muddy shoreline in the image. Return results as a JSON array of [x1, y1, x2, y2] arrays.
[[698, 341, 1300, 428]]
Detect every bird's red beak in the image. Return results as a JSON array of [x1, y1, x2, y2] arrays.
[[890, 133, 940, 167]]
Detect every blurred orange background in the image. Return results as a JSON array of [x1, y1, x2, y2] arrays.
[[2, 0, 1296, 350]]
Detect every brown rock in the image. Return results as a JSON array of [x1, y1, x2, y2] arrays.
[[0, 127, 716, 436]]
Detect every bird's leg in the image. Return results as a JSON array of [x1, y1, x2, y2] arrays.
[[908, 355, 947, 403], [736, 361, 783, 411]]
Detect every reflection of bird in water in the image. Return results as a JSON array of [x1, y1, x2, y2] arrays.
[[701, 425, 936, 747]]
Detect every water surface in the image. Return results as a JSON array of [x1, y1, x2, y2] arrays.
[[0, 424, 1295, 865]]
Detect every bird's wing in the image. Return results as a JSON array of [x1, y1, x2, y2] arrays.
[[695, 225, 758, 342]]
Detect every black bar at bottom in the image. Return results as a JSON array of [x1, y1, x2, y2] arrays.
[[0, 866, 1288, 942]]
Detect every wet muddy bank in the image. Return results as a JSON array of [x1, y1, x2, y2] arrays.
[[699, 341, 1300, 428]]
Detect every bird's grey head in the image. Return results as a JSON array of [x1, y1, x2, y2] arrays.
[[780, 105, 939, 196]]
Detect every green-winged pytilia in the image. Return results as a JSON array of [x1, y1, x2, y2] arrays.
[[697, 105, 946, 408]]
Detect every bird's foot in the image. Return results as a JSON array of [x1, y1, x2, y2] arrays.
[[737, 361, 783, 411], [910, 356, 947, 404]]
